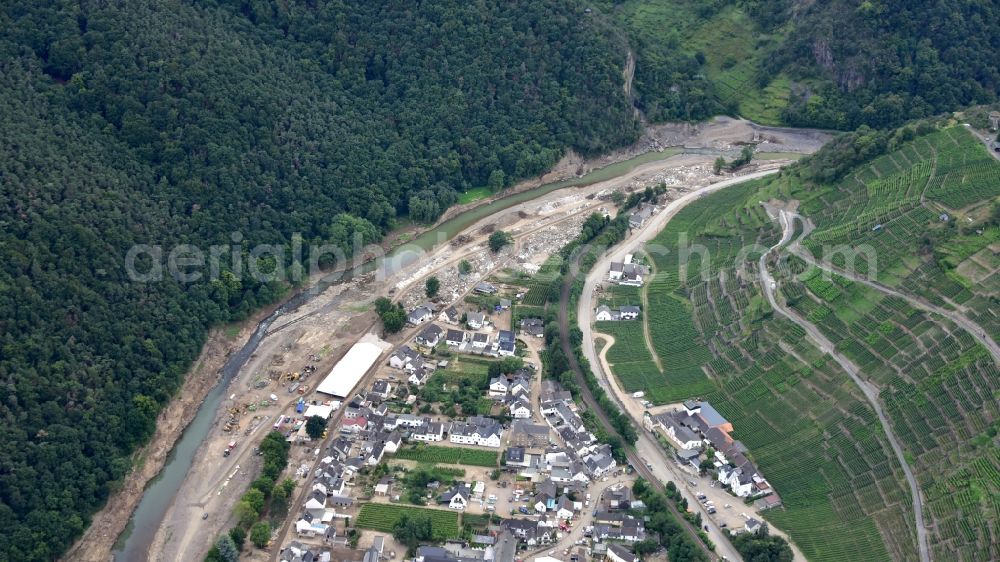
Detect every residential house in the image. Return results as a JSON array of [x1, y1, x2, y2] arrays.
[[474, 282, 497, 295], [408, 305, 433, 325], [393, 414, 425, 429], [595, 305, 618, 321], [629, 204, 654, 228], [449, 416, 503, 448], [499, 298, 511, 309], [620, 516, 645, 542], [607, 544, 639, 562], [438, 306, 460, 325], [411, 421, 445, 442], [501, 519, 541, 547], [408, 368, 429, 386], [370, 380, 393, 400], [509, 420, 550, 448], [619, 305, 641, 320], [745, 517, 762, 533], [439, 483, 472, 510], [683, 400, 734, 433], [608, 260, 647, 287], [509, 376, 530, 397], [341, 416, 368, 433], [471, 332, 490, 349], [389, 345, 417, 369], [509, 398, 531, 419], [556, 495, 577, 521], [488, 376, 509, 397], [519, 318, 545, 338], [582, 445, 617, 478], [445, 329, 466, 347], [415, 324, 443, 347], [467, 312, 487, 330], [374, 476, 392, 496], [497, 341, 515, 357], [497, 330, 515, 346]]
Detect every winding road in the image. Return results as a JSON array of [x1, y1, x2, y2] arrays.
[[784, 229, 1000, 365], [759, 207, 931, 562]]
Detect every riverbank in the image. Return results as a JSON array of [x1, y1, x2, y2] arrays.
[[61, 303, 275, 562]]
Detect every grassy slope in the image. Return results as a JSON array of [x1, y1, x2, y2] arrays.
[[613, 0, 791, 125], [601, 125, 999, 560]]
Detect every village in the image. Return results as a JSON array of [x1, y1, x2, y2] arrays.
[[273, 279, 642, 562], [125, 119, 824, 562], [271, 198, 781, 562]]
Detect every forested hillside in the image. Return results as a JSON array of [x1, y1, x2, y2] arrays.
[[608, 0, 1000, 129], [0, 1, 640, 559]]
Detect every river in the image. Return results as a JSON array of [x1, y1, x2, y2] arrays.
[[110, 143, 797, 561]]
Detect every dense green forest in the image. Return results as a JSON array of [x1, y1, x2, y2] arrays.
[[608, 0, 1000, 129], [0, 1, 640, 559]]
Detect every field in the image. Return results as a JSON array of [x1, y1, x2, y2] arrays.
[[608, 176, 921, 561], [356, 503, 460, 540], [458, 187, 492, 204], [520, 256, 563, 306], [393, 444, 498, 467]]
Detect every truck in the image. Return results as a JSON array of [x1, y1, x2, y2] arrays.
[[631, 391, 645, 398], [296, 398, 306, 414], [223, 440, 237, 457]]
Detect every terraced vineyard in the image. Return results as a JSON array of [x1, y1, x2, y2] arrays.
[[772, 125, 998, 560], [597, 123, 999, 561]]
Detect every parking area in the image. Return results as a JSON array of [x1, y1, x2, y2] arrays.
[[683, 472, 749, 532]]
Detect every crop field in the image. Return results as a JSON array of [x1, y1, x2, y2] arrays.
[[777, 127, 1000, 559], [393, 444, 498, 467], [520, 257, 562, 306], [600, 284, 643, 308], [356, 503, 460, 540], [785, 257, 1000, 559]]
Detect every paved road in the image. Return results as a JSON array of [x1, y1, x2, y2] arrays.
[[557, 274, 723, 561], [573, 170, 806, 562], [760, 208, 930, 562]]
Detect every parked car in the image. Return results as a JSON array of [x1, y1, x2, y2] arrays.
[[519, 507, 530, 514]]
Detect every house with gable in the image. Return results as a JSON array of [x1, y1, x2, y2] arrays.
[[438, 306, 460, 325], [488, 376, 509, 397], [415, 324, 443, 347], [509, 398, 531, 419], [389, 345, 417, 369], [439, 482, 472, 510], [407, 305, 433, 325], [467, 312, 487, 330], [445, 329, 466, 347], [519, 317, 545, 338]]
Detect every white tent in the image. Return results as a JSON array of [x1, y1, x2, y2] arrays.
[[316, 341, 385, 397]]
